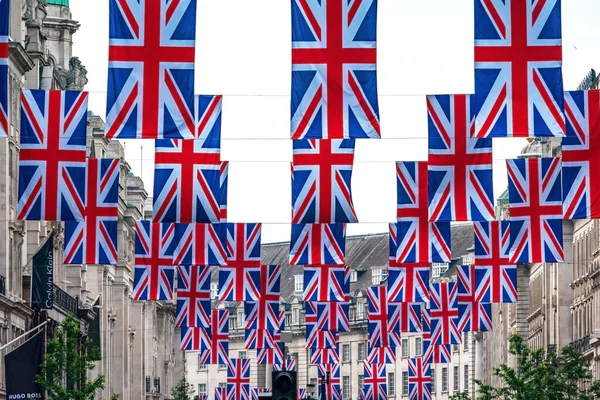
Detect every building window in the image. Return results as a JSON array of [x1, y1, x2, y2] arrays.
[[453, 344, 459, 353], [285, 312, 291, 327], [372, 267, 387, 285], [453, 366, 459, 392], [358, 375, 364, 391], [431, 262, 449, 278], [431, 368, 436, 393], [388, 372, 396, 396], [238, 311, 245, 329], [343, 376, 350, 399], [198, 384, 207, 396], [442, 368, 448, 392], [342, 344, 350, 362], [239, 351, 247, 359], [463, 332, 469, 351], [295, 275, 303, 293], [210, 282, 219, 299], [358, 342, 366, 360], [293, 308, 300, 325], [219, 364, 227, 370], [400, 371, 407, 395], [219, 382, 227, 388], [415, 337, 422, 356], [402, 338, 409, 358], [464, 365, 469, 390], [350, 270, 358, 282], [229, 314, 238, 330], [356, 303, 365, 320]]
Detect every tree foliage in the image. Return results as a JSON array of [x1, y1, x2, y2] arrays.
[[171, 376, 195, 400], [36, 315, 105, 400], [474, 334, 600, 400]]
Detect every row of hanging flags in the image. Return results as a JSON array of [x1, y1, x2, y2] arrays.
[[0, 0, 597, 398]]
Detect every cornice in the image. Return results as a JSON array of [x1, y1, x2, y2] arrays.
[[8, 42, 35, 75]]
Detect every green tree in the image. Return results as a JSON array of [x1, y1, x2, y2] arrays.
[[450, 391, 471, 400], [36, 315, 105, 400], [171, 376, 195, 400]]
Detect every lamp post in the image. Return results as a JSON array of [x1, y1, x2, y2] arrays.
[[319, 371, 330, 400]]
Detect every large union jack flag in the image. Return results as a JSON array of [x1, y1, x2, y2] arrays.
[[245, 329, 280, 350], [474, 221, 518, 303], [18, 90, 87, 221], [180, 327, 209, 351], [456, 265, 493, 332], [153, 139, 221, 223], [408, 358, 432, 400], [219, 223, 262, 301], [306, 301, 350, 332], [173, 223, 227, 266], [227, 358, 251, 400], [106, 0, 196, 139], [311, 347, 340, 364], [367, 286, 401, 349], [0, 0, 8, 138], [244, 299, 281, 332], [422, 309, 451, 364], [290, 223, 346, 265], [387, 264, 430, 303], [562, 90, 600, 219], [429, 281, 461, 345], [363, 362, 387, 400], [306, 323, 337, 349], [64, 158, 120, 265], [257, 342, 285, 365], [427, 94, 494, 221], [507, 157, 563, 263], [292, 139, 357, 223], [133, 221, 176, 301], [473, 0, 565, 138], [394, 161, 451, 263], [318, 364, 342, 400], [388, 302, 422, 333], [303, 265, 349, 302], [366, 346, 396, 364], [175, 265, 212, 328], [199, 310, 230, 365], [291, 0, 379, 139], [245, 264, 281, 303]]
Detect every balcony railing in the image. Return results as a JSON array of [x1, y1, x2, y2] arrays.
[[53, 284, 78, 315], [569, 336, 591, 354], [0, 275, 5, 296]]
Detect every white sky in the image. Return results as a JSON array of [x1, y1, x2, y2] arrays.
[[70, 0, 600, 243]]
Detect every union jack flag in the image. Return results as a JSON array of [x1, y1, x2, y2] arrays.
[[290, 0, 379, 139], [273, 359, 297, 372], [427, 94, 494, 221], [408, 358, 432, 400], [199, 310, 230, 365], [219, 161, 229, 222], [562, 90, 600, 219], [388, 302, 422, 333], [215, 388, 227, 400], [106, 0, 196, 139], [289, 223, 346, 265], [0, 0, 8, 138], [456, 265, 493, 332], [429, 282, 461, 345], [64, 159, 120, 265], [473, 0, 565, 138], [474, 221, 518, 303], [360, 389, 367, 400], [297, 389, 307, 399], [292, 139, 357, 223], [227, 358, 251, 400], [18, 90, 87, 221], [507, 157, 563, 263], [195, 94, 223, 142], [367, 286, 401, 349], [244, 300, 281, 332], [422, 309, 452, 364], [197, 396, 208, 400], [311, 347, 340, 364], [173, 223, 227, 266], [394, 161, 451, 262], [366, 346, 396, 364], [387, 263, 430, 303], [305, 301, 350, 332], [180, 326, 209, 351], [363, 362, 387, 400], [219, 223, 262, 301], [250, 388, 271, 400], [303, 265, 349, 302], [318, 364, 342, 400], [133, 221, 176, 301], [257, 343, 284, 365], [245, 329, 280, 350], [245, 264, 281, 302], [306, 323, 337, 349], [175, 265, 212, 328], [153, 139, 221, 223]]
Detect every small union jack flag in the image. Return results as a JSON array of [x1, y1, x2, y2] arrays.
[[0, 0, 8, 138], [318, 364, 342, 400], [180, 326, 209, 351], [289, 223, 346, 265], [153, 139, 221, 223], [303, 265, 349, 302], [245, 329, 280, 350], [306, 323, 337, 349], [456, 265, 493, 332], [18, 90, 87, 221], [215, 387, 227, 400], [306, 301, 350, 332], [64, 158, 120, 265], [388, 302, 422, 333], [290, 0, 379, 139], [562, 90, 600, 219], [473, 0, 565, 138], [227, 358, 251, 400], [219, 161, 229, 222], [173, 223, 227, 266], [244, 300, 281, 333], [199, 310, 229, 365], [219, 223, 262, 301], [133, 221, 176, 301], [195, 94, 223, 142], [422, 309, 452, 364], [106, 0, 196, 139], [244, 264, 281, 302], [429, 282, 461, 345], [366, 346, 396, 364], [394, 161, 452, 262], [273, 359, 296, 372], [367, 286, 401, 349], [427, 94, 494, 221], [257, 343, 284, 365], [387, 263, 430, 303], [473, 221, 518, 303], [175, 265, 212, 328], [363, 362, 388, 400], [251, 388, 271, 400], [408, 358, 432, 400], [311, 347, 340, 364], [297, 389, 307, 399], [292, 139, 358, 223], [507, 157, 563, 263]]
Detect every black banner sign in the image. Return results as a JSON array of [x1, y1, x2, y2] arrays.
[[32, 232, 54, 310], [5, 331, 44, 399]]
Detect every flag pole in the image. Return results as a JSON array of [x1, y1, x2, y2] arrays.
[[0, 319, 49, 353]]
